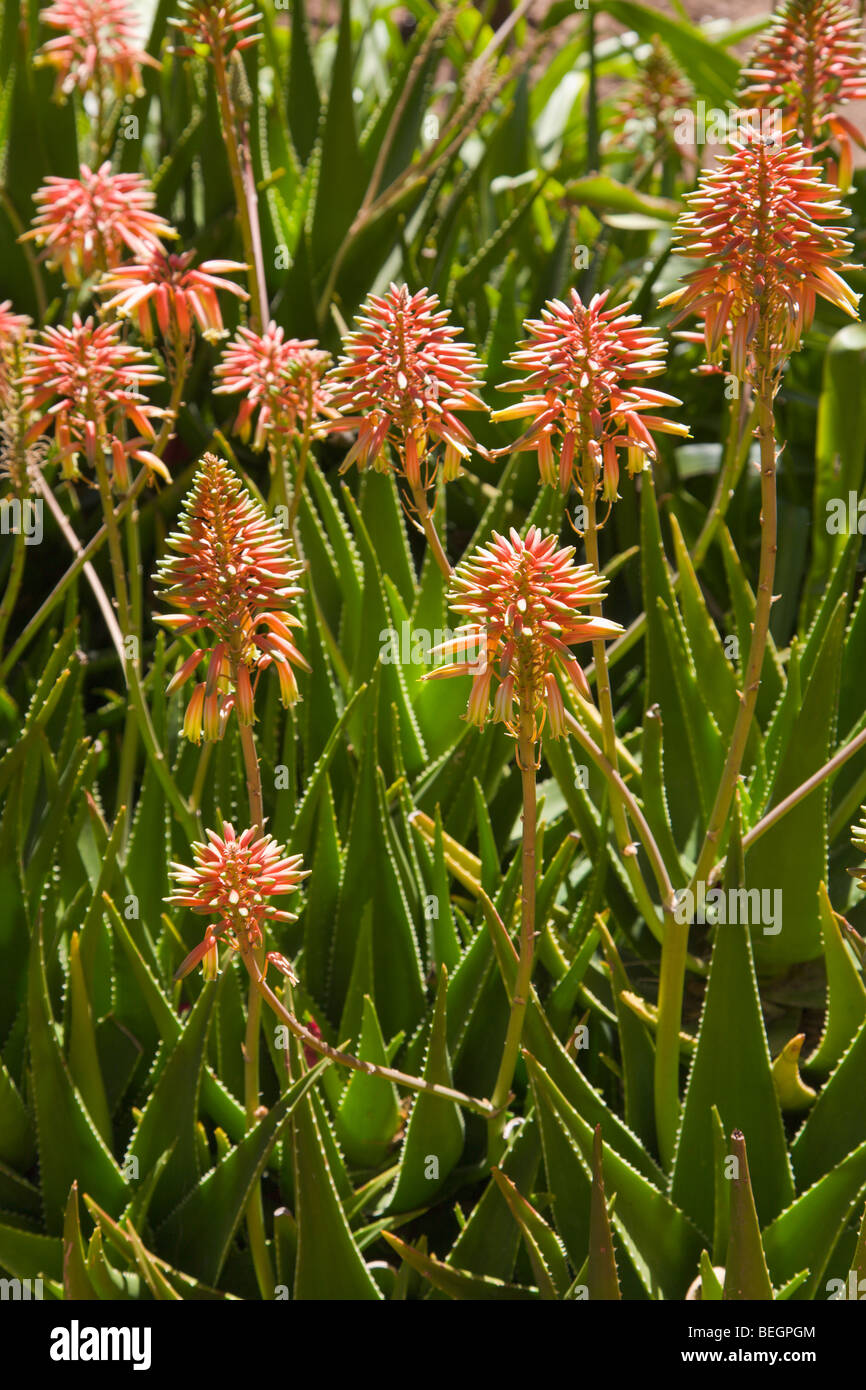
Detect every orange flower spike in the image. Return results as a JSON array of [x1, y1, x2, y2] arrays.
[[660, 130, 859, 383], [614, 36, 695, 170], [168, 823, 308, 980], [740, 0, 866, 182], [21, 314, 167, 486], [36, 0, 159, 101], [425, 526, 623, 739], [214, 322, 337, 450], [325, 282, 488, 487], [155, 453, 309, 742], [173, 0, 262, 60], [20, 164, 174, 285], [492, 288, 688, 496]]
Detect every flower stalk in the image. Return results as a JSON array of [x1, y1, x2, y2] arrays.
[[653, 130, 859, 1164]]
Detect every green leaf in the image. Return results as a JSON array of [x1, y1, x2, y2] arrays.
[[804, 324, 866, 621], [0, 1220, 61, 1284], [28, 918, 128, 1233], [384, 967, 464, 1213], [335, 994, 400, 1168], [527, 1054, 703, 1298], [563, 174, 679, 221], [718, 525, 785, 724], [290, 1055, 383, 1300], [761, 1139, 866, 1296], [588, 1124, 622, 1301], [641, 469, 697, 845], [791, 1008, 866, 1189], [806, 882, 866, 1074], [490, 1167, 570, 1299], [671, 809, 793, 1234], [723, 1130, 774, 1300], [67, 932, 112, 1148], [158, 1059, 329, 1286], [669, 512, 740, 743], [700, 1249, 724, 1300], [448, 1116, 541, 1279], [382, 1232, 540, 1300], [287, 0, 321, 163], [0, 1049, 34, 1169], [62, 1183, 99, 1300], [126, 978, 219, 1222], [597, 921, 655, 1150], [747, 598, 846, 968], [329, 673, 425, 1038], [309, 0, 368, 273]]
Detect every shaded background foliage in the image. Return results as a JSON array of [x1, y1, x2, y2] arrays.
[[1, 0, 866, 1301]]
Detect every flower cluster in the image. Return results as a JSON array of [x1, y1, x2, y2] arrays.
[[99, 246, 248, 345], [155, 453, 308, 742], [214, 322, 336, 450], [660, 131, 858, 382], [21, 164, 172, 284], [173, 0, 261, 60], [615, 36, 694, 169], [21, 314, 167, 486], [740, 0, 866, 186], [36, 0, 158, 101], [168, 823, 307, 980], [492, 289, 687, 502], [0, 302, 31, 394], [425, 527, 622, 739], [326, 282, 487, 489]]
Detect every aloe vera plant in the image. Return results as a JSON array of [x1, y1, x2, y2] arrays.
[[1, 0, 866, 1316]]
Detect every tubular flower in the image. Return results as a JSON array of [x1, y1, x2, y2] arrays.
[[325, 282, 487, 488], [173, 0, 262, 59], [21, 314, 167, 486], [740, 0, 866, 187], [492, 289, 688, 503], [659, 131, 859, 384], [98, 245, 248, 345], [36, 0, 159, 100], [0, 302, 31, 393], [614, 36, 694, 170], [154, 453, 309, 743], [424, 526, 623, 739], [20, 164, 173, 285], [214, 322, 337, 450], [167, 823, 307, 981]]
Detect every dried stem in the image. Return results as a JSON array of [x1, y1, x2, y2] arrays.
[[410, 482, 451, 579], [244, 952, 495, 1118], [488, 708, 537, 1157]]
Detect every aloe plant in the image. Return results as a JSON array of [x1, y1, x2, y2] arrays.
[[1, 0, 866, 1309]]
